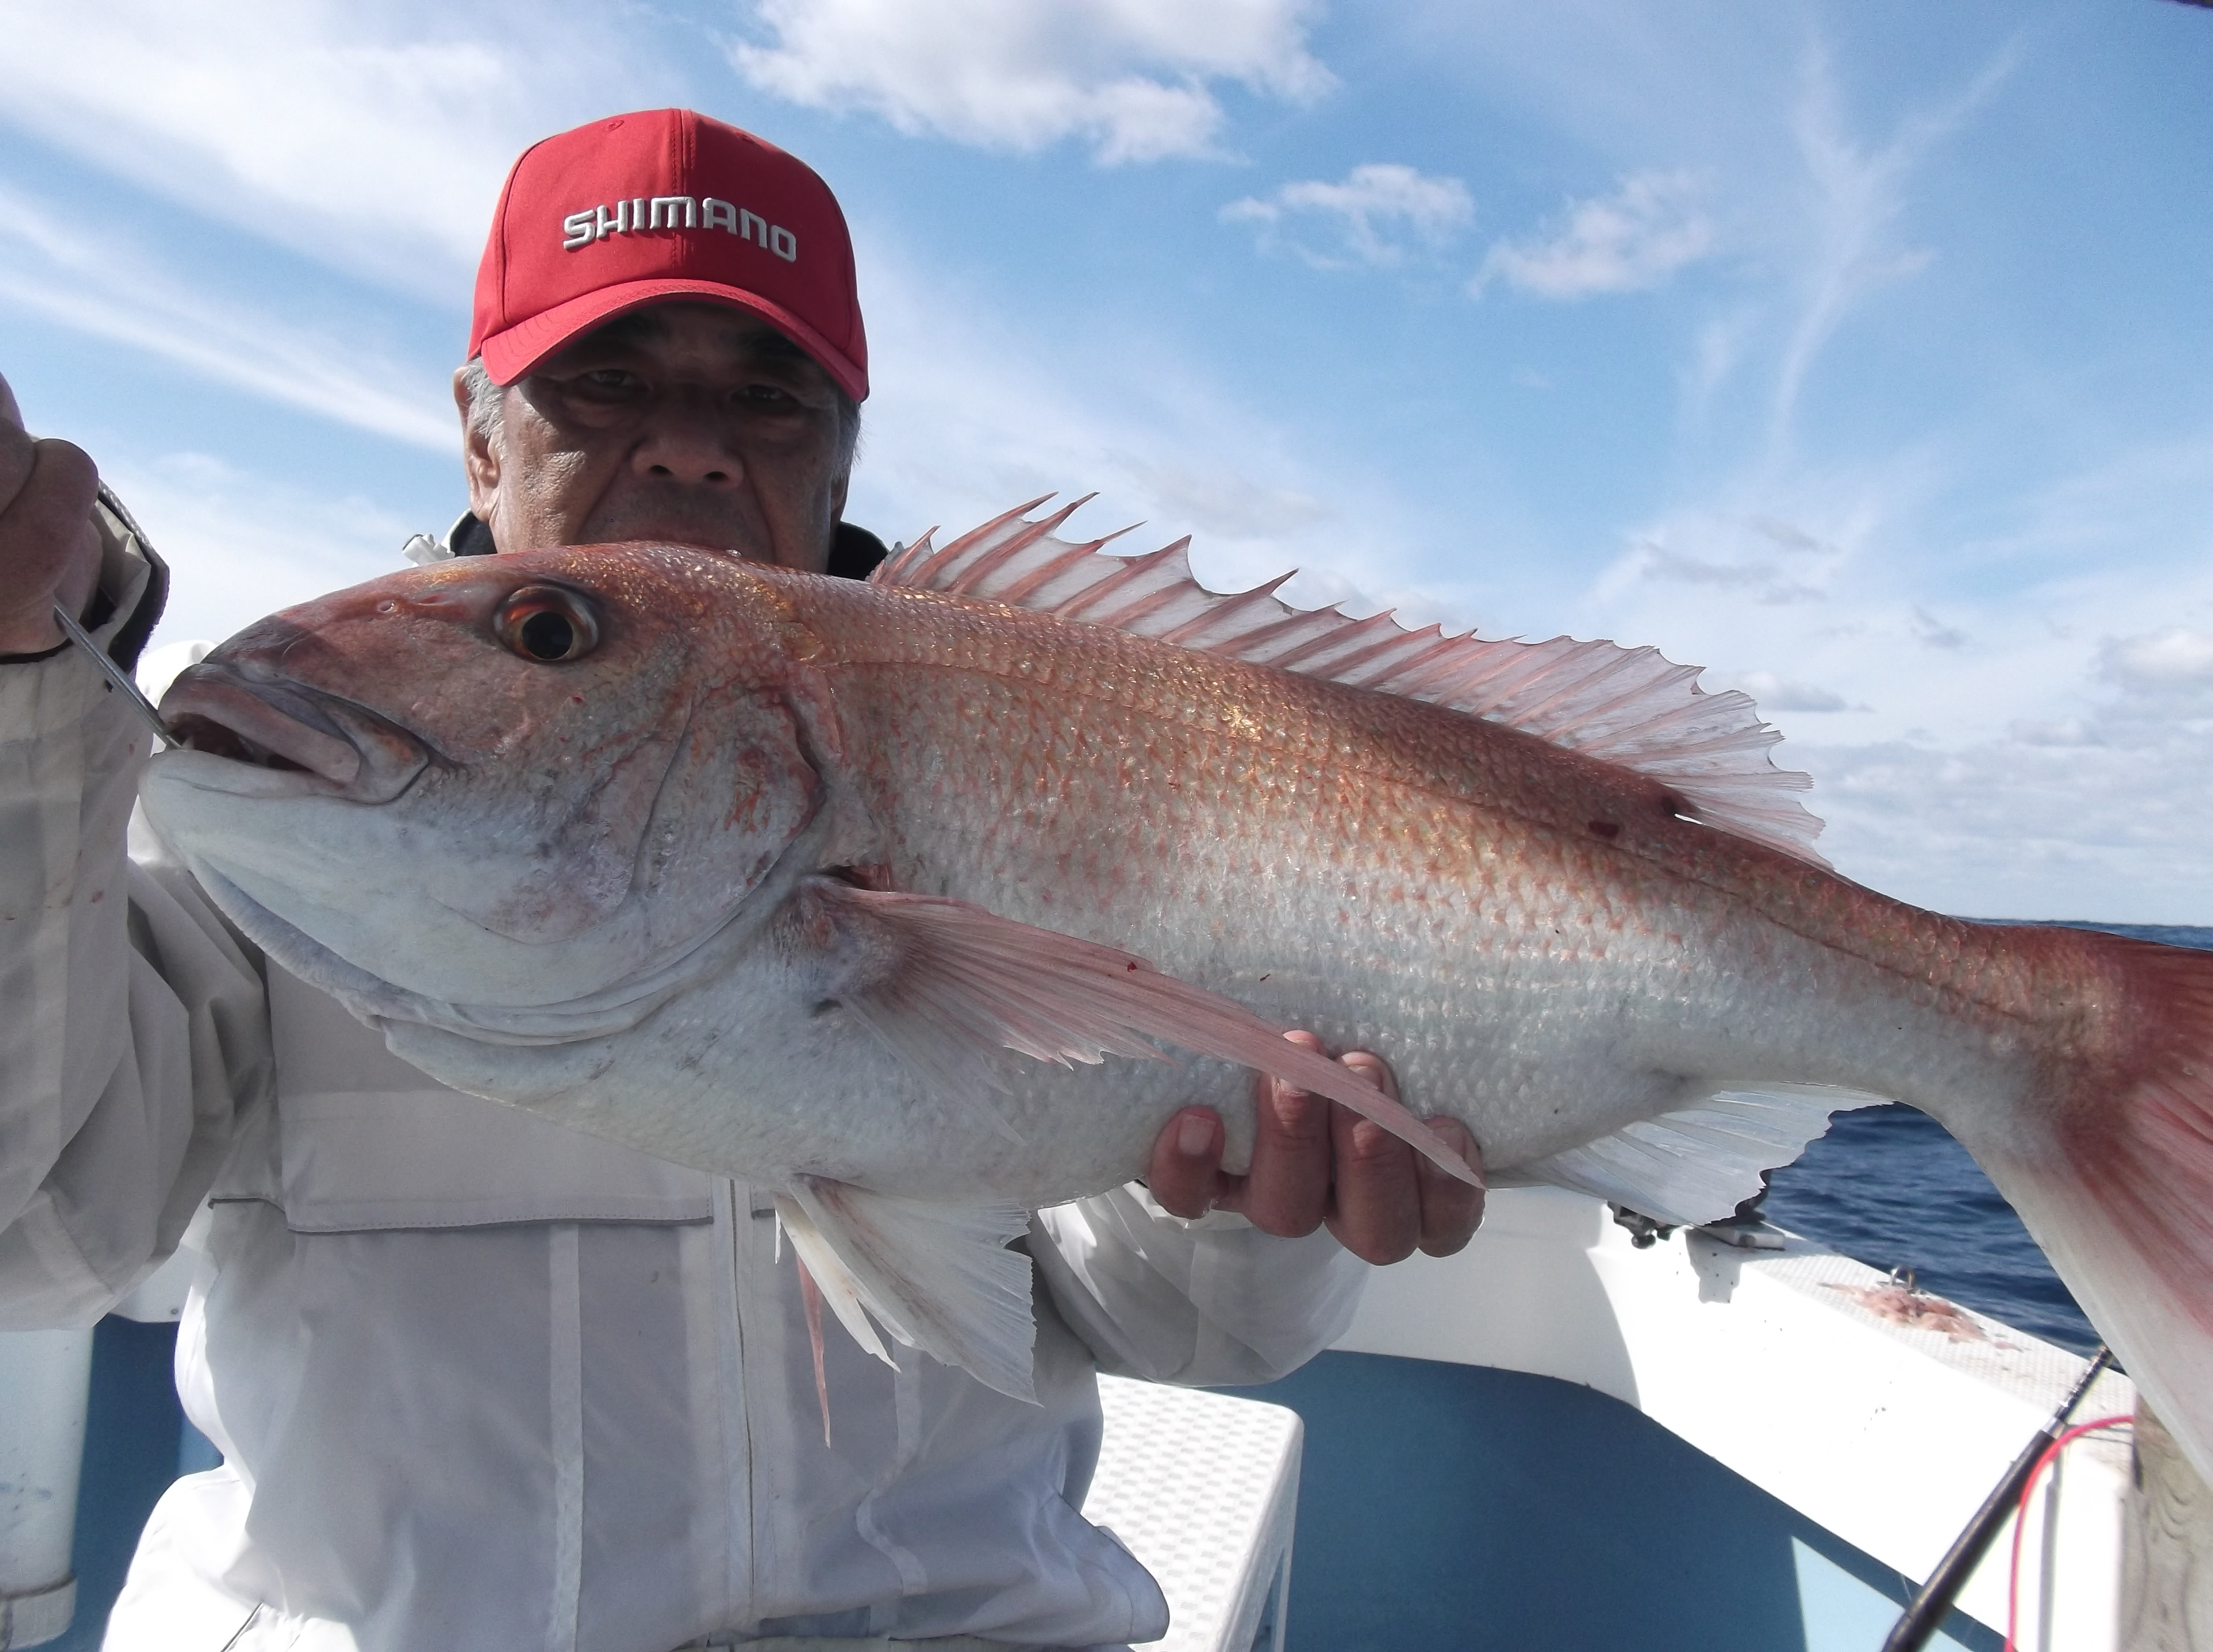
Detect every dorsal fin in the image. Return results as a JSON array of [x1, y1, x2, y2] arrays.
[[875, 499, 1828, 866]]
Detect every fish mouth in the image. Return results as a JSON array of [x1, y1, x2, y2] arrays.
[[159, 661, 432, 802]]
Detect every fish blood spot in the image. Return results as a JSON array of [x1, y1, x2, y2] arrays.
[[1587, 820, 1621, 840]]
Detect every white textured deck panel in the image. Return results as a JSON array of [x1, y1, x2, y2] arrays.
[[1083, 1377, 1301, 1652], [1338, 1186, 2134, 1650]]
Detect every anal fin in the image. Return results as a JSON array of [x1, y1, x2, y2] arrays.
[[1526, 1084, 1890, 1227]]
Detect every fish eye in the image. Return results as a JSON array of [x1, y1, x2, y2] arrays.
[[494, 585, 601, 664]]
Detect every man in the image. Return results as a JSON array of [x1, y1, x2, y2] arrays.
[[0, 110, 1479, 1651]]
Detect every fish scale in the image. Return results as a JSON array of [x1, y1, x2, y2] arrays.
[[764, 584, 1994, 1182], [137, 523, 2213, 1469]]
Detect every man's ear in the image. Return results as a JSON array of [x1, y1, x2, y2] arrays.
[[454, 368, 501, 523]]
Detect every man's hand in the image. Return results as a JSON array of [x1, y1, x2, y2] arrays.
[[0, 372, 104, 656], [1144, 1032, 1484, 1264]]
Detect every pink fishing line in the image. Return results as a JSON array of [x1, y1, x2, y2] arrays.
[[2005, 1414, 2132, 1652]]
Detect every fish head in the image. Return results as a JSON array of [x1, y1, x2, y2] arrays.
[[141, 544, 829, 1012]]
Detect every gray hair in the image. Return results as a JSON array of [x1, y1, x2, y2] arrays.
[[456, 356, 861, 470], [458, 357, 503, 444]]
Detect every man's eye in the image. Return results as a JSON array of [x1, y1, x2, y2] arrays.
[[739, 383, 799, 409], [553, 369, 643, 403]]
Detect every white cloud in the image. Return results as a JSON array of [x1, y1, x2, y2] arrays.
[[729, 0, 1333, 163], [0, 0, 645, 296], [2102, 627, 2213, 692], [1793, 623, 2213, 919], [108, 452, 424, 651], [1566, 433, 2213, 920], [1498, 36, 2213, 917], [1223, 163, 1474, 268], [1912, 607, 1968, 651], [0, 183, 454, 450], [1736, 671, 1850, 713], [838, 233, 1469, 616], [1790, 734, 2213, 922], [1767, 42, 2014, 443], [1744, 515, 1836, 556], [1110, 457, 1334, 540], [1474, 170, 1714, 299], [2010, 717, 2099, 748], [1598, 508, 1847, 607]]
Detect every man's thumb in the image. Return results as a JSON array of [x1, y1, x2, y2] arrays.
[[0, 439, 102, 595]]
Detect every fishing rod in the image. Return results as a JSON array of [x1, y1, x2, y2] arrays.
[[50, 601, 176, 749], [1879, 1345, 2115, 1652]]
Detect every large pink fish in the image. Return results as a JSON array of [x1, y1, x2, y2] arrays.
[[140, 502, 2213, 1477]]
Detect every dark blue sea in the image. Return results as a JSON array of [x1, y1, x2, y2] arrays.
[[1759, 920, 2213, 1361]]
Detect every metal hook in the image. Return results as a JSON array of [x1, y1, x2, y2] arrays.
[[51, 602, 176, 749]]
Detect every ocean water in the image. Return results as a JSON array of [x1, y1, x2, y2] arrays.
[[1759, 920, 2213, 1361]]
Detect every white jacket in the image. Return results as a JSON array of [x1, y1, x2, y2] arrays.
[[0, 510, 1367, 1652]]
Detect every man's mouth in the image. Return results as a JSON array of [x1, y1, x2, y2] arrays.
[[585, 495, 770, 560]]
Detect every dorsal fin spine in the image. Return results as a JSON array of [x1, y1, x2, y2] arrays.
[[947, 499, 1093, 595], [1051, 544, 1183, 622], [1202, 605, 1329, 661], [921, 504, 1044, 578], [1329, 625, 1457, 687], [1085, 544, 1203, 630], [941, 494, 1056, 560], [879, 498, 1830, 867], [1156, 576, 1298, 647], [1507, 650, 1667, 733], [1258, 610, 1379, 671], [875, 529, 938, 586], [998, 531, 1131, 606]]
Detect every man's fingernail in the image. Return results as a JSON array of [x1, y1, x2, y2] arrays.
[[1422, 1118, 1484, 1185], [1176, 1113, 1214, 1158], [1340, 1051, 1393, 1093]]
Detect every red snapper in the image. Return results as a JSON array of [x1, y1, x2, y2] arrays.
[[138, 502, 2213, 1477]]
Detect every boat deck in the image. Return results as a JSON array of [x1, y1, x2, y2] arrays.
[[38, 1315, 2006, 1652], [1244, 1348, 1994, 1652]]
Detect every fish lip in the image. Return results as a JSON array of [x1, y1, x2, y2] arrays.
[[158, 663, 432, 802]]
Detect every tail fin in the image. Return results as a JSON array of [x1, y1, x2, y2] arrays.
[[1955, 931, 2213, 1485]]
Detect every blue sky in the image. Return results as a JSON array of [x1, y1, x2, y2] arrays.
[[5, 0, 2213, 919]]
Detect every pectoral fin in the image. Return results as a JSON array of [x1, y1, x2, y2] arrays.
[[781, 1178, 1039, 1403], [794, 877, 1479, 1186]]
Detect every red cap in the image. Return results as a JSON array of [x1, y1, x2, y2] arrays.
[[470, 109, 867, 399]]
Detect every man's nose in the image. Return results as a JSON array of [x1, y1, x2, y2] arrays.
[[631, 395, 742, 486]]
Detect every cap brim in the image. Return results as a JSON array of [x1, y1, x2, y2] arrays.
[[478, 278, 868, 401]]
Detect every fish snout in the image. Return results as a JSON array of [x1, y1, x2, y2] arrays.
[[160, 659, 430, 802]]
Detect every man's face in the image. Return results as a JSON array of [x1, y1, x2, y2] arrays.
[[458, 302, 851, 571]]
